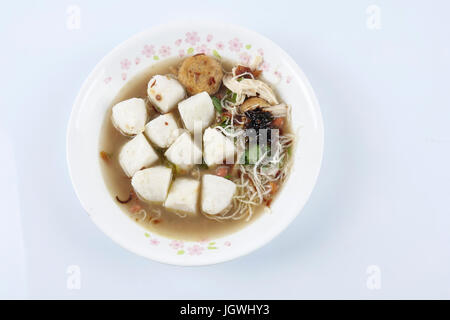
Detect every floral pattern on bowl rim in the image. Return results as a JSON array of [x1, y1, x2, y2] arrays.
[[103, 31, 293, 88], [67, 22, 323, 266], [144, 232, 232, 256]]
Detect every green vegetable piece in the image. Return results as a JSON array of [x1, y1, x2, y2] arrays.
[[211, 96, 222, 114], [218, 115, 230, 128], [212, 49, 221, 59], [224, 91, 237, 103], [243, 144, 269, 165], [287, 146, 292, 157]]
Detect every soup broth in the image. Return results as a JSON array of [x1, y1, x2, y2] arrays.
[[99, 57, 293, 241]]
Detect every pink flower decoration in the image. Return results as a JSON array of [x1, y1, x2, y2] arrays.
[[274, 70, 283, 79], [104, 76, 112, 84], [175, 39, 182, 46], [185, 31, 200, 45], [135, 57, 140, 65], [216, 42, 224, 50], [206, 34, 213, 42], [150, 239, 160, 246], [239, 52, 251, 66], [224, 241, 231, 247], [170, 240, 184, 250], [261, 61, 270, 72], [142, 45, 155, 58], [120, 59, 131, 70], [178, 49, 185, 58], [257, 48, 264, 56], [196, 44, 210, 55], [228, 38, 242, 52], [187, 244, 204, 256], [159, 45, 171, 57], [286, 76, 292, 84], [121, 73, 127, 81]]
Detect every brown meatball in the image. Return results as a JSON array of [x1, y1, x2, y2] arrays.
[[178, 54, 223, 95], [239, 97, 270, 113]]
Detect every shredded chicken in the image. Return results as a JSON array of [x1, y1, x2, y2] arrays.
[[261, 103, 289, 118], [223, 68, 279, 105]]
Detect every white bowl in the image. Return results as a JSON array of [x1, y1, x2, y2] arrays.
[[66, 22, 323, 266]]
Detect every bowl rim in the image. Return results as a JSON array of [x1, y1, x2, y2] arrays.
[[66, 21, 324, 266]]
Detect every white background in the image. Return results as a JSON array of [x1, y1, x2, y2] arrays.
[[1, 0, 449, 299]]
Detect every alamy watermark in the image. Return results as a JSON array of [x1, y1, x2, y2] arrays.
[[66, 265, 81, 290], [184, 123, 282, 166], [66, 5, 81, 30], [366, 265, 381, 290], [366, 5, 382, 30]]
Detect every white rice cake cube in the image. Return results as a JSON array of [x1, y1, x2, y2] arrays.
[[111, 98, 147, 135], [178, 92, 215, 132], [201, 174, 236, 215], [131, 166, 172, 203], [144, 113, 181, 148], [164, 132, 202, 170], [147, 75, 185, 113], [164, 178, 200, 215], [203, 128, 236, 167], [118, 133, 159, 177]]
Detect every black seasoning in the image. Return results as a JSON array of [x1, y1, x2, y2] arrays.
[[243, 107, 275, 147], [244, 107, 274, 139]]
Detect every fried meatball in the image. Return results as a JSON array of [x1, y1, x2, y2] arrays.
[[178, 54, 223, 95], [239, 97, 270, 113]]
